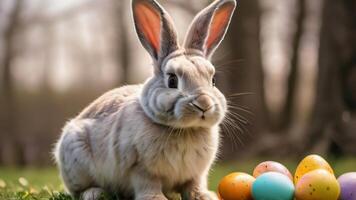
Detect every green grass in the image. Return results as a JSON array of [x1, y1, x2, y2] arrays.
[[1, 158, 356, 199], [0, 167, 68, 200]]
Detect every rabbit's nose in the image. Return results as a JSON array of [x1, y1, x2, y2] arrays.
[[192, 94, 214, 112]]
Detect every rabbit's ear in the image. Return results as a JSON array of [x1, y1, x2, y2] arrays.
[[184, 0, 236, 59], [132, 0, 179, 65]]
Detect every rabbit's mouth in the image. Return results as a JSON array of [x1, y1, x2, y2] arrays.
[[189, 102, 218, 120], [165, 97, 225, 128]]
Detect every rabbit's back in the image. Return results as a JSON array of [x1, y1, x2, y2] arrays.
[[78, 84, 143, 120]]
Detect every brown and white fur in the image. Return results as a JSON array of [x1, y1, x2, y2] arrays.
[[54, 0, 237, 199]]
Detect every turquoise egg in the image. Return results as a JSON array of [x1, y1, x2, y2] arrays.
[[252, 172, 295, 200]]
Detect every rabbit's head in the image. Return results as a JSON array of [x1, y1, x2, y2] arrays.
[[133, 0, 236, 128]]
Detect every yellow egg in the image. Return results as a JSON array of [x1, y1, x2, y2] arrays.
[[295, 169, 340, 200], [294, 154, 334, 184], [218, 172, 255, 200]]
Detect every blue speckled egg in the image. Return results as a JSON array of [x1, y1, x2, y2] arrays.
[[252, 172, 295, 200]]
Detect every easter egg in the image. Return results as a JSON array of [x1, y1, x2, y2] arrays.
[[252, 172, 294, 200], [294, 154, 334, 183], [218, 172, 255, 200], [338, 172, 356, 200], [253, 161, 293, 181], [295, 169, 340, 200]]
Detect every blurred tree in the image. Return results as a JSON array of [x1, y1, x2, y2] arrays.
[[306, 0, 356, 155], [219, 0, 268, 159], [0, 0, 25, 165], [276, 0, 306, 131], [116, 0, 131, 84], [167, 0, 201, 14], [0, 0, 101, 166]]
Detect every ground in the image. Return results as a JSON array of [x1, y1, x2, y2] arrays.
[[1, 158, 355, 200]]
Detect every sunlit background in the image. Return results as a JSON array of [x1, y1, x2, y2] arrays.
[[0, 0, 355, 196]]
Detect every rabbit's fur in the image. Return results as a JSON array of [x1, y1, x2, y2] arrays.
[[54, 0, 237, 199]]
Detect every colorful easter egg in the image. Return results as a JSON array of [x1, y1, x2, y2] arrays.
[[253, 161, 293, 181], [218, 172, 255, 200], [295, 169, 340, 200], [338, 172, 356, 200], [252, 172, 294, 200], [294, 154, 334, 183]]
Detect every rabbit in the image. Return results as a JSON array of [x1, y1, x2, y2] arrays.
[[53, 0, 236, 199]]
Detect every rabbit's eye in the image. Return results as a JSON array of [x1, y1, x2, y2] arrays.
[[168, 74, 178, 89], [212, 76, 216, 87]]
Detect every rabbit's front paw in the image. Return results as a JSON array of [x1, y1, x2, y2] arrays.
[[136, 194, 168, 200], [187, 191, 218, 200], [80, 187, 104, 200]]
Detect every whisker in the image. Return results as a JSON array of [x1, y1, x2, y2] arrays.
[[215, 59, 245, 67], [228, 103, 253, 114], [227, 100, 254, 114], [164, 126, 175, 147], [226, 109, 250, 124], [224, 125, 243, 148], [219, 96, 256, 149], [227, 114, 244, 134], [228, 92, 255, 97], [227, 111, 252, 132], [220, 119, 241, 149], [226, 114, 251, 136], [227, 105, 254, 116], [222, 116, 245, 144]]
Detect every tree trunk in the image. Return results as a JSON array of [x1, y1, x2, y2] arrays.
[[0, 0, 25, 166], [276, 0, 306, 131], [219, 0, 268, 159], [116, 0, 131, 85], [305, 0, 356, 155]]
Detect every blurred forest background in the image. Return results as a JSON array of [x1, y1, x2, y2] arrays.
[[0, 0, 355, 167]]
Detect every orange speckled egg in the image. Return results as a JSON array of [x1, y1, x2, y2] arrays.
[[294, 154, 334, 184], [253, 161, 293, 181], [295, 169, 340, 200], [218, 172, 255, 200]]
